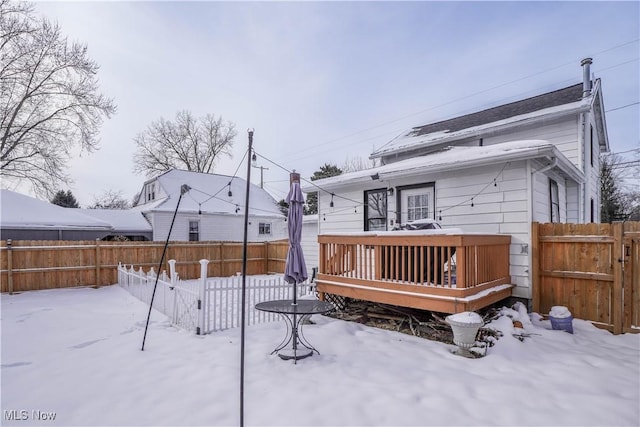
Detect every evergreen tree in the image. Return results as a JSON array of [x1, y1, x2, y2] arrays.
[[305, 163, 342, 215], [51, 190, 80, 208], [600, 156, 624, 223]]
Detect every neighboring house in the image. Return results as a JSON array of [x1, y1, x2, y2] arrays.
[[0, 189, 152, 241], [133, 169, 287, 242], [78, 208, 153, 241], [301, 58, 609, 302]]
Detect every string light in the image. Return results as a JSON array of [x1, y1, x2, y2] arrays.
[[330, 193, 334, 208], [227, 182, 233, 197]]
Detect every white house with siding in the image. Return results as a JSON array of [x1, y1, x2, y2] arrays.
[[133, 169, 287, 242], [301, 58, 609, 302]]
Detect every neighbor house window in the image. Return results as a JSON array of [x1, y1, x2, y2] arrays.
[[549, 179, 560, 223], [189, 220, 199, 241], [144, 183, 156, 202], [364, 189, 387, 231], [259, 223, 271, 235]]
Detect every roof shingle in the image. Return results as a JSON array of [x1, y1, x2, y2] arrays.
[[408, 83, 584, 137]]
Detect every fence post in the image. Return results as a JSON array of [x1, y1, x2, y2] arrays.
[[95, 239, 101, 288], [264, 241, 269, 274], [612, 223, 623, 335], [198, 259, 209, 335], [7, 239, 13, 294], [168, 259, 177, 289], [531, 222, 540, 313]]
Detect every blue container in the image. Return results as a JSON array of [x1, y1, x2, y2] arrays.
[[549, 315, 574, 334]]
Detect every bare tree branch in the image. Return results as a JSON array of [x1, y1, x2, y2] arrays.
[[133, 110, 236, 177], [0, 0, 116, 198]]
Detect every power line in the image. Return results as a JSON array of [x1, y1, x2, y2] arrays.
[[606, 101, 640, 113], [277, 46, 639, 165]]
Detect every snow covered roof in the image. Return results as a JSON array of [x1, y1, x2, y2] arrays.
[[371, 83, 593, 159], [77, 209, 151, 232], [302, 139, 584, 192], [136, 169, 283, 218], [0, 190, 111, 230]]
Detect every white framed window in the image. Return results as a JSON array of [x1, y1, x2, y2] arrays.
[[398, 185, 435, 225], [259, 223, 271, 235], [189, 220, 199, 241]]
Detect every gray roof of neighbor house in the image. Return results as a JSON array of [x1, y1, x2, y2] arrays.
[[0, 189, 152, 240], [409, 83, 583, 137], [0, 189, 111, 230]]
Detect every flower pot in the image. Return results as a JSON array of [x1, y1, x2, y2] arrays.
[[446, 312, 484, 357], [549, 306, 574, 334]]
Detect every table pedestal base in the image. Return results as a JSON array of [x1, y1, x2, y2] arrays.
[[278, 348, 313, 361]]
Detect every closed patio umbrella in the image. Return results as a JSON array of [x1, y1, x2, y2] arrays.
[[284, 172, 307, 304]]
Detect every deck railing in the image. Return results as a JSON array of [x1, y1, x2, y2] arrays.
[[318, 232, 511, 291]]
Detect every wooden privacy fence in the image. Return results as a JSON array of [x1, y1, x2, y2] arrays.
[[532, 221, 640, 334], [0, 239, 290, 293]]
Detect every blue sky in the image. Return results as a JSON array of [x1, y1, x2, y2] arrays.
[[29, 1, 639, 205]]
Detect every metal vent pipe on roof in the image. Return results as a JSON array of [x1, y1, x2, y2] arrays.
[[581, 57, 592, 98]]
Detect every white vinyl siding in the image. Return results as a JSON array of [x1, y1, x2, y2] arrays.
[[301, 217, 319, 275], [151, 213, 286, 242], [482, 118, 580, 168]]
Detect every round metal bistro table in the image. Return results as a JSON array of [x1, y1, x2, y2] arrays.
[[255, 299, 334, 363]]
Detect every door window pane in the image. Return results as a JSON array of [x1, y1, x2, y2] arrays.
[[365, 189, 387, 231]]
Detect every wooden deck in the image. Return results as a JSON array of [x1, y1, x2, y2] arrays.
[[317, 232, 513, 314]]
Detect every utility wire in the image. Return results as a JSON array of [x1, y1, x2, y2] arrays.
[[275, 41, 638, 164], [606, 101, 640, 113]]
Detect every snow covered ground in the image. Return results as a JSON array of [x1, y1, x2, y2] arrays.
[[1, 284, 639, 426]]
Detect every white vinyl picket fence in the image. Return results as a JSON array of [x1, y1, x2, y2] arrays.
[[117, 259, 315, 334]]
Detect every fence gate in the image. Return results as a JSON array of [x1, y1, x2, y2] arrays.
[[533, 221, 640, 335]]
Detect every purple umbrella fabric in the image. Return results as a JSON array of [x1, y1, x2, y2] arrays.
[[283, 181, 307, 303]]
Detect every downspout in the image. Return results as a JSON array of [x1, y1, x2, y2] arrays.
[[578, 111, 587, 223], [580, 57, 592, 224], [528, 156, 557, 302]]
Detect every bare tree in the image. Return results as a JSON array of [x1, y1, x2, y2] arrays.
[[88, 189, 130, 209], [341, 155, 378, 173], [0, 0, 116, 198], [133, 110, 236, 177]]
